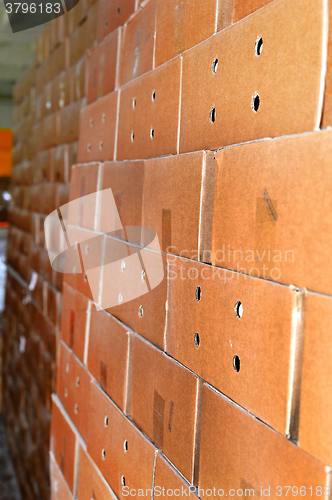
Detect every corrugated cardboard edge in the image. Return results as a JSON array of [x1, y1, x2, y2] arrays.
[[198, 151, 215, 263], [286, 286, 305, 440]]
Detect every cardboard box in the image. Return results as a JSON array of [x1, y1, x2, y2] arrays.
[[210, 130, 332, 295], [70, 4, 98, 66], [142, 151, 215, 259], [78, 91, 118, 162], [119, 0, 156, 85], [52, 69, 72, 111], [87, 307, 131, 412], [70, 55, 88, 103], [68, 162, 100, 228], [49, 40, 70, 81], [56, 341, 91, 440], [97, 0, 136, 42], [130, 335, 199, 483], [76, 447, 117, 500], [50, 398, 76, 492], [154, 452, 197, 498], [299, 291, 332, 468], [99, 160, 144, 235], [117, 57, 181, 160], [58, 100, 82, 144], [87, 29, 120, 104], [166, 256, 302, 436], [232, 0, 273, 23], [43, 113, 60, 149], [155, 0, 217, 67], [61, 283, 89, 362], [86, 381, 156, 499], [50, 452, 74, 500], [199, 384, 330, 497], [180, 0, 325, 153]]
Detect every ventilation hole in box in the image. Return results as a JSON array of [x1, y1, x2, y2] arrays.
[[64, 388, 68, 397], [102, 113, 106, 123], [121, 260, 126, 272], [74, 404, 78, 413], [66, 363, 69, 373], [150, 128, 154, 139], [212, 58, 218, 74], [118, 293, 123, 304], [251, 94, 260, 112], [99, 141, 103, 150], [194, 332, 200, 348], [132, 98, 136, 109], [131, 131, 134, 143], [209, 106, 216, 123], [138, 305, 143, 318], [234, 300, 243, 318], [233, 355, 240, 372], [104, 416, 108, 427], [124, 440, 128, 453], [102, 449, 106, 460], [195, 285, 201, 302], [84, 273, 87, 282], [104, 19, 108, 28], [117, 6, 120, 15], [255, 37, 263, 56], [152, 90, 156, 102], [141, 269, 146, 282], [87, 144, 91, 152], [85, 245, 89, 255], [90, 118, 94, 127], [121, 476, 126, 486], [76, 377, 80, 387]]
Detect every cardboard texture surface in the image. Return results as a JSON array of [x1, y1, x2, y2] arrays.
[[199, 384, 331, 497], [97, 0, 136, 42], [60, 283, 88, 363], [211, 130, 332, 295], [180, 0, 325, 153], [130, 335, 199, 483], [119, 0, 156, 85], [87, 382, 156, 499], [88, 307, 131, 412], [232, 0, 274, 23], [154, 453, 197, 497], [76, 447, 117, 500], [78, 91, 118, 163], [166, 256, 300, 436], [50, 453, 74, 500], [299, 291, 332, 468], [155, 0, 217, 67], [117, 57, 181, 160], [87, 29, 120, 104]]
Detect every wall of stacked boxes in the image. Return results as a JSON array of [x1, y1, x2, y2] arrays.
[[4, 0, 332, 499]]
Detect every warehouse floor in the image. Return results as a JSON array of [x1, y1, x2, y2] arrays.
[[0, 414, 22, 500]]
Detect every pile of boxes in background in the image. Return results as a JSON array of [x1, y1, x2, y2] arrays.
[[4, 0, 332, 499]]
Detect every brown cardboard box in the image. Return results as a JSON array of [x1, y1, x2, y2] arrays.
[[78, 91, 118, 162], [155, 0, 217, 67], [56, 341, 91, 440], [70, 56, 88, 103], [76, 447, 117, 500], [210, 130, 332, 295], [97, 0, 136, 42], [87, 29, 120, 104], [299, 291, 332, 468], [99, 160, 144, 234], [199, 384, 331, 498], [233, 0, 273, 22], [154, 452, 197, 498], [50, 398, 76, 492], [86, 381, 156, 499], [43, 113, 60, 149], [130, 335, 199, 483], [61, 283, 89, 362], [142, 151, 215, 259], [166, 256, 302, 436], [87, 307, 131, 412], [117, 57, 181, 160], [58, 100, 82, 144], [50, 452, 74, 500], [49, 39, 70, 81], [68, 162, 100, 228], [180, 0, 325, 153], [119, 0, 156, 85], [70, 4, 98, 66], [52, 69, 72, 112]]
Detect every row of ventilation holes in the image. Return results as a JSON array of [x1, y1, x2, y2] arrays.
[[131, 90, 156, 143], [195, 285, 242, 373], [86, 114, 106, 152], [209, 37, 263, 124]]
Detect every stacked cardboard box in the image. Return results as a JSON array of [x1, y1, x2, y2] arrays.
[[3, 1, 100, 498], [4, 0, 332, 498]]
